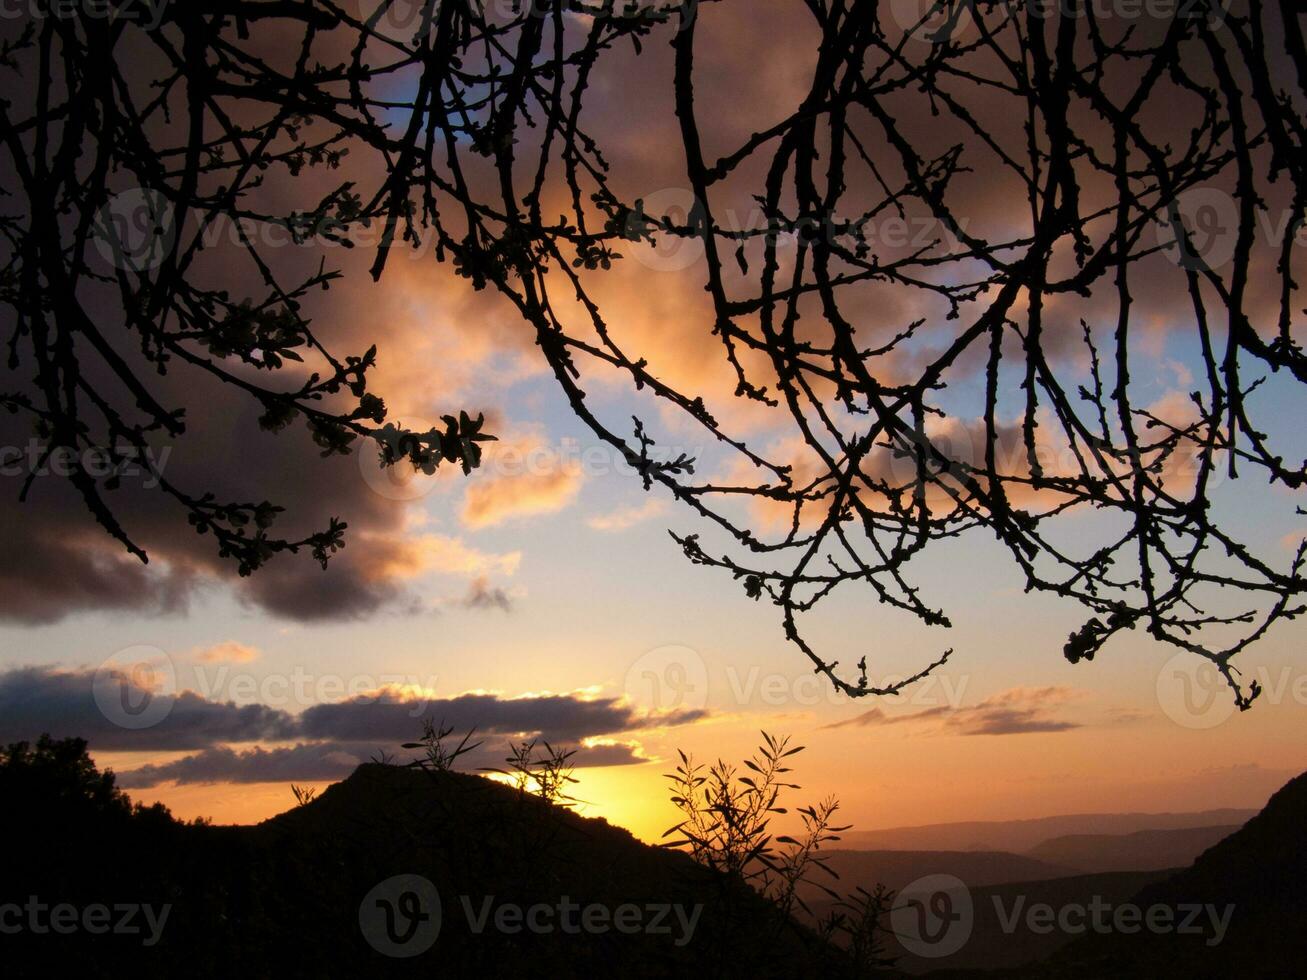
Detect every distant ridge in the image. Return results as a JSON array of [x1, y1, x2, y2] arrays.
[[1026, 824, 1241, 874], [837, 808, 1259, 854], [800, 849, 1075, 897], [814, 773, 1305, 975], [1033, 771, 1307, 976]]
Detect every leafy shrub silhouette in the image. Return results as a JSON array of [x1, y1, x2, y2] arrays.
[[664, 733, 842, 899], [402, 717, 483, 771], [820, 885, 897, 974], [664, 731, 895, 973], [486, 738, 581, 807]]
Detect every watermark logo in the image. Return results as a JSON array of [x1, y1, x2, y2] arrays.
[[458, 894, 701, 945], [1156, 186, 1306, 271], [623, 644, 709, 713], [623, 189, 707, 272], [0, 440, 170, 487], [358, 415, 445, 501], [875, 417, 1228, 496], [725, 664, 969, 709], [92, 188, 176, 273], [1157, 654, 1307, 729], [622, 189, 968, 273], [189, 665, 441, 710], [888, 874, 1233, 960], [356, 0, 433, 45], [887, 0, 1231, 48], [623, 644, 969, 713], [359, 876, 702, 954], [886, 0, 978, 46], [359, 874, 442, 958], [1155, 652, 1237, 729], [891, 873, 973, 958], [93, 645, 176, 731], [1155, 187, 1240, 271]]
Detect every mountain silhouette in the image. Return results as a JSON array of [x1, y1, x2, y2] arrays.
[[835, 809, 1258, 854], [1025, 771, 1307, 977], [1024, 825, 1242, 875], [6, 737, 1302, 978], [806, 773, 1305, 976], [1, 746, 857, 978], [800, 849, 1076, 899]]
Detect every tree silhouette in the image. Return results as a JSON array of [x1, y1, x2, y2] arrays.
[[3, 1, 1304, 705], [0, 1, 495, 576]]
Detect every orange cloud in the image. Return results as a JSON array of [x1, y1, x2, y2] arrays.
[[586, 498, 667, 532], [359, 532, 521, 581], [460, 430, 585, 529], [192, 641, 261, 664], [823, 685, 1089, 736], [314, 226, 542, 417]]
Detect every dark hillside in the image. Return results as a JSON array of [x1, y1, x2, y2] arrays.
[[1, 749, 858, 979], [1026, 771, 1307, 977], [1025, 825, 1241, 874]]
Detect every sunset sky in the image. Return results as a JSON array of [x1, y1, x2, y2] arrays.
[[1, 0, 1304, 844]]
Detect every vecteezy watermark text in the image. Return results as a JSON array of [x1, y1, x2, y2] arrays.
[[0, 897, 171, 946], [457, 895, 701, 946], [992, 894, 1234, 947], [359, 875, 702, 958], [0, 440, 170, 488], [190, 664, 442, 710], [0, 0, 170, 29], [891, 872, 1234, 960]]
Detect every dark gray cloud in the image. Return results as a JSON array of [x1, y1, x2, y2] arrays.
[[960, 708, 1079, 736], [0, 513, 201, 626], [297, 690, 703, 744], [116, 742, 376, 788], [0, 386, 426, 624], [116, 738, 647, 788], [0, 665, 700, 785], [0, 118, 527, 627], [821, 686, 1083, 736], [0, 665, 296, 750]]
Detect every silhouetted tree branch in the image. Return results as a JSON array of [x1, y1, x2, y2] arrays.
[[0, 0, 494, 576], [3, 1, 1304, 706]]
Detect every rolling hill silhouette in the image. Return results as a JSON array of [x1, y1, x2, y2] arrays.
[[1025, 824, 1241, 875], [802, 775, 1305, 976], [6, 737, 1302, 979], [795, 820, 1251, 918], [1, 749, 855, 978], [1033, 770, 1307, 977], [836, 808, 1258, 854], [800, 849, 1076, 899]]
